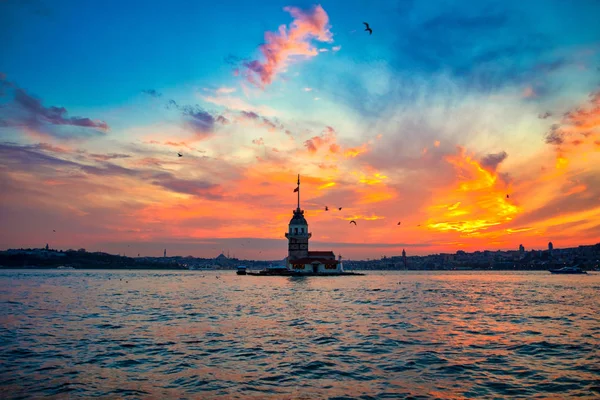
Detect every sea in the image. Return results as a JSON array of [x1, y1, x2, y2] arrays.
[[1, 269, 599, 399]]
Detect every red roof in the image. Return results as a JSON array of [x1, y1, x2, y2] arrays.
[[308, 251, 335, 258], [289, 257, 339, 264]]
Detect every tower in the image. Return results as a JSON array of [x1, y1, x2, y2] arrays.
[[548, 241, 553, 256], [164, 248, 166, 258], [285, 174, 311, 261], [402, 249, 407, 269], [519, 244, 524, 254]]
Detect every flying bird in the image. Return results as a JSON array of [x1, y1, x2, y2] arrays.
[[338, 207, 342, 211], [506, 194, 510, 199], [397, 222, 401, 225], [53, 230, 56, 232], [363, 22, 372, 35], [177, 152, 183, 157], [325, 206, 329, 211], [350, 220, 357, 225]]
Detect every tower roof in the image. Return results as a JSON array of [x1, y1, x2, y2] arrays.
[[289, 208, 307, 225]]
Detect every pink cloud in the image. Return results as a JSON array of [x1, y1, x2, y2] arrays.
[[304, 126, 336, 153], [244, 5, 333, 87]]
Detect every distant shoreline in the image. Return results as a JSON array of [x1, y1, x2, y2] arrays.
[[1, 243, 598, 271]]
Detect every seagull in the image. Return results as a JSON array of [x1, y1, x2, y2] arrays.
[[338, 207, 342, 211], [177, 152, 183, 157], [325, 206, 329, 211], [506, 194, 510, 199], [53, 230, 56, 232], [397, 222, 401, 225], [363, 22, 372, 35], [350, 220, 357, 225]]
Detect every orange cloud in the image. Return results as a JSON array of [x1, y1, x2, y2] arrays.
[[344, 143, 368, 158], [426, 147, 518, 235]]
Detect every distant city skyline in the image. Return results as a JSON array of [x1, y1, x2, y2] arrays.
[[5, 240, 598, 262], [1, 1, 599, 259]]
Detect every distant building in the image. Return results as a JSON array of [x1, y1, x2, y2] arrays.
[[164, 248, 166, 258], [548, 242, 554, 256], [402, 249, 407, 269], [519, 244, 525, 254], [45, 243, 49, 251], [285, 175, 342, 274]]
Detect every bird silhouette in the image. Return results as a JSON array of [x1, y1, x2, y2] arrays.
[[350, 220, 357, 225], [363, 22, 372, 35], [506, 194, 510, 199], [177, 152, 183, 157], [338, 207, 342, 211], [397, 221, 401, 225], [325, 206, 329, 211], [53, 230, 56, 232]]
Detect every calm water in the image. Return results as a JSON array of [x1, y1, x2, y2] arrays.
[[1, 270, 599, 399]]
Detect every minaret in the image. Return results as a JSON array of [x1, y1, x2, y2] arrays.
[[164, 248, 166, 258], [285, 174, 311, 263], [402, 249, 407, 269]]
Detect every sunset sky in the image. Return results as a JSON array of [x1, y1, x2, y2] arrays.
[[1, 0, 599, 260]]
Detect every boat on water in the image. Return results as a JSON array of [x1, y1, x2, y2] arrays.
[[236, 266, 247, 275], [549, 266, 587, 274]]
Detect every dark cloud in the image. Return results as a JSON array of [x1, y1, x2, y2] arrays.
[[241, 111, 259, 120], [216, 115, 229, 125], [141, 89, 162, 98], [545, 124, 564, 145], [166, 99, 179, 109], [0, 76, 109, 137], [538, 111, 552, 119], [0, 142, 235, 204], [165, 99, 227, 138], [480, 151, 508, 172], [88, 153, 131, 161], [80, 163, 137, 177], [183, 107, 216, 136], [240, 110, 284, 132], [151, 173, 223, 200], [0, 142, 80, 171]]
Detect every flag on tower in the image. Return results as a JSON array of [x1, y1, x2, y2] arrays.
[[293, 186, 299, 192]]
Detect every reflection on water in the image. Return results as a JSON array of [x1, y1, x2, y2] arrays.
[[1, 270, 599, 399]]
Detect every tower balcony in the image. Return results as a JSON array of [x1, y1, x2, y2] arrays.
[[285, 232, 312, 239]]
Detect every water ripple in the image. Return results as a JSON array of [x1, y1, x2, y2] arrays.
[[1, 270, 599, 399]]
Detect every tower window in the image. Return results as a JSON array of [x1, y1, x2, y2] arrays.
[[301, 228, 304, 233], [294, 228, 298, 234]]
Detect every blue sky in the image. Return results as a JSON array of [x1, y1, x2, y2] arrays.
[[1, 0, 599, 258]]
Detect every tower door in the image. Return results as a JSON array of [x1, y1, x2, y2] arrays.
[[312, 263, 319, 274]]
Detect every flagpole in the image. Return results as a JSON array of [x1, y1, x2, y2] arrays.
[[297, 174, 300, 209]]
